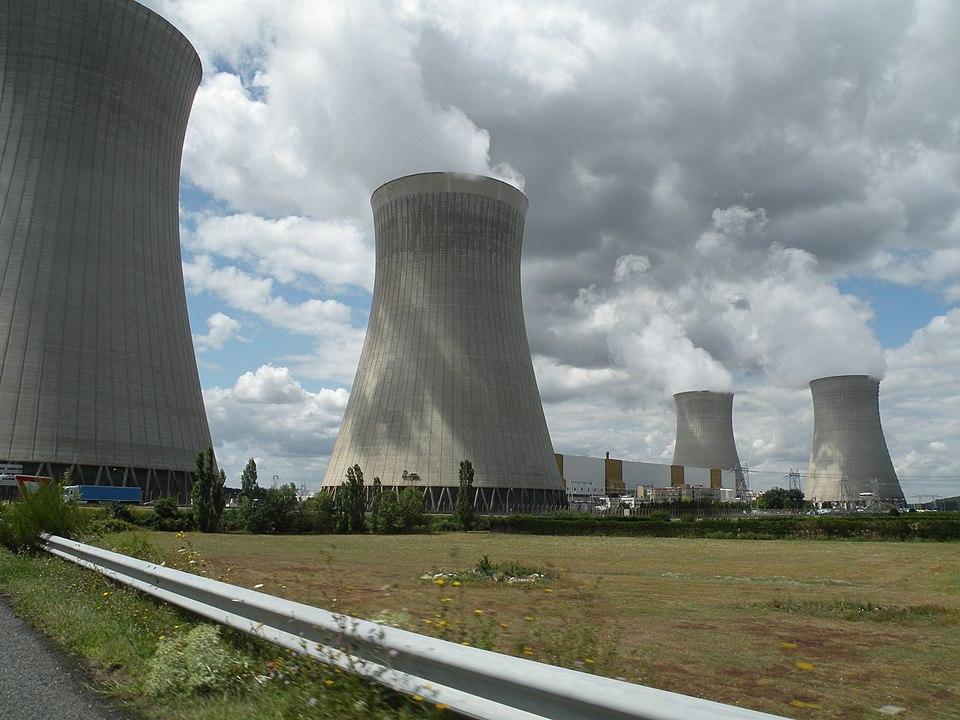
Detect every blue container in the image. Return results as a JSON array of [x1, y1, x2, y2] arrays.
[[64, 485, 142, 504]]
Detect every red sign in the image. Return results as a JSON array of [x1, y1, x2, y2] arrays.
[[15, 475, 53, 496]]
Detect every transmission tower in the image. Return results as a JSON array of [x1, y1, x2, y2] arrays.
[[786, 468, 801, 492], [735, 464, 750, 500]]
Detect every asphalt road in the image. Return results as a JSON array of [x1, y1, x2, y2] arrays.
[[0, 599, 127, 720]]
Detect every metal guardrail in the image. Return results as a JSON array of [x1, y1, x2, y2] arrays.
[[42, 534, 786, 720]]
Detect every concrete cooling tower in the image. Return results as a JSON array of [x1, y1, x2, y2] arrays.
[[322, 172, 566, 512], [0, 0, 211, 501], [804, 375, 904, 505], [672, 391, 742, 471]]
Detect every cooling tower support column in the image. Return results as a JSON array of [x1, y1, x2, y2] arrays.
[[805, 375, 904, 506], [672, 391, 742, 472], [322, 172, 566, 512], [0, 0, 212, 502]]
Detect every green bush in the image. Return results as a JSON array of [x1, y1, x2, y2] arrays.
[[245, 484, 300, 534], [145, 624, 250, 696], [149, 497, 195, 532], [487, 512, 960, 541], [372, 487, 425, 533], [304, 492, 337, 533], [0, 482, 86, 551], [107, 501, 135, 523]]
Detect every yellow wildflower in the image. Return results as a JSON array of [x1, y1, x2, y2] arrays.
[[781, 642, 798, 650], [795, 661, 815, 671], [412, 695, 423, 702], [324, 679, 334, 687]]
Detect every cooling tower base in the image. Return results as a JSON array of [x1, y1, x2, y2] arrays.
[[325, 485, 568, 514], [4, 460, 194, 505]]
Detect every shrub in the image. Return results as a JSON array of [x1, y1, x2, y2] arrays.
[[487, 513, 960, 541], [305, 492, 337, 533], [107, 502, 135, 524], [150, 497, 195, 532], [145, 624, 250, 696], [372, 487, 425, 533], [398, 487, 425, 531], [0, 481, 85, 551], [246, 484, 300, 534]]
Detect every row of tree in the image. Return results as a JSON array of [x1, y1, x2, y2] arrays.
[[188, 455, 480, 534]]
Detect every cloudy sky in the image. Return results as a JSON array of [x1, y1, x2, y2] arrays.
[[145, 0, 959, 501]]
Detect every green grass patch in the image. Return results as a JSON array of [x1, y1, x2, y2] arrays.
[[421, 554, 555, 586], [0, 538, 446, 719]]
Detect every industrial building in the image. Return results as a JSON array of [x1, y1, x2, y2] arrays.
[[322, 173, 566, 512], [804, 375, 904, 506], [0, 0, 212, 502], [555, 452, 736, 506]]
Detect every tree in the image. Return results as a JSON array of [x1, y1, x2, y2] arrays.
[[240, 458, 259, 501], [454, 459, 476, 530], [756, 487, 805, 510], [305, 492, 337, 533], [373, 487, 424, 533], [398, 487, 425, 531], [192, 447, 225, 532], [336, 464, 366, 533], [246, 484, 298, 534], [369, 477, 383, 531]]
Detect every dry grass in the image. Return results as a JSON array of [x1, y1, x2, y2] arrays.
[[144, 532, 960, 720]]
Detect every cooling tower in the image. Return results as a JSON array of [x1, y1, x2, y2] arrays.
[[322, 172, 566, 512], [0, 0, 211, 502], [804, 375, 903, 505], [672, 391, 742, 471]]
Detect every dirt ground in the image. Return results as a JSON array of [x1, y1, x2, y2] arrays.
[[144, 532, 960, 720]]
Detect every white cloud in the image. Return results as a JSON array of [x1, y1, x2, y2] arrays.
[[182, 255, 352, 337], [882, 309, 960, 497], [204, 365, 349, 488], [187, 212, 374, 292], [570, 207, 887, 395], [194, 312, 243, 352], [154, 0, 523, 221]]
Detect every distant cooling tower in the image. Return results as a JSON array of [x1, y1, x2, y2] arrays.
[[322, 172, 566, 512], [0, 0, 211, 501], [672, 391, 742, 471], [805, 375, 903, 504]]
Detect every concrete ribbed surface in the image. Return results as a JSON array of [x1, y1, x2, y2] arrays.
[[0, 0, 211, 478]]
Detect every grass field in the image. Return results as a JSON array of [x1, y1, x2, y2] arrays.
[[142, 531, 960, 720]]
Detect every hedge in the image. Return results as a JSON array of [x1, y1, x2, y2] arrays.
[[487, 513, 960, 541]]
